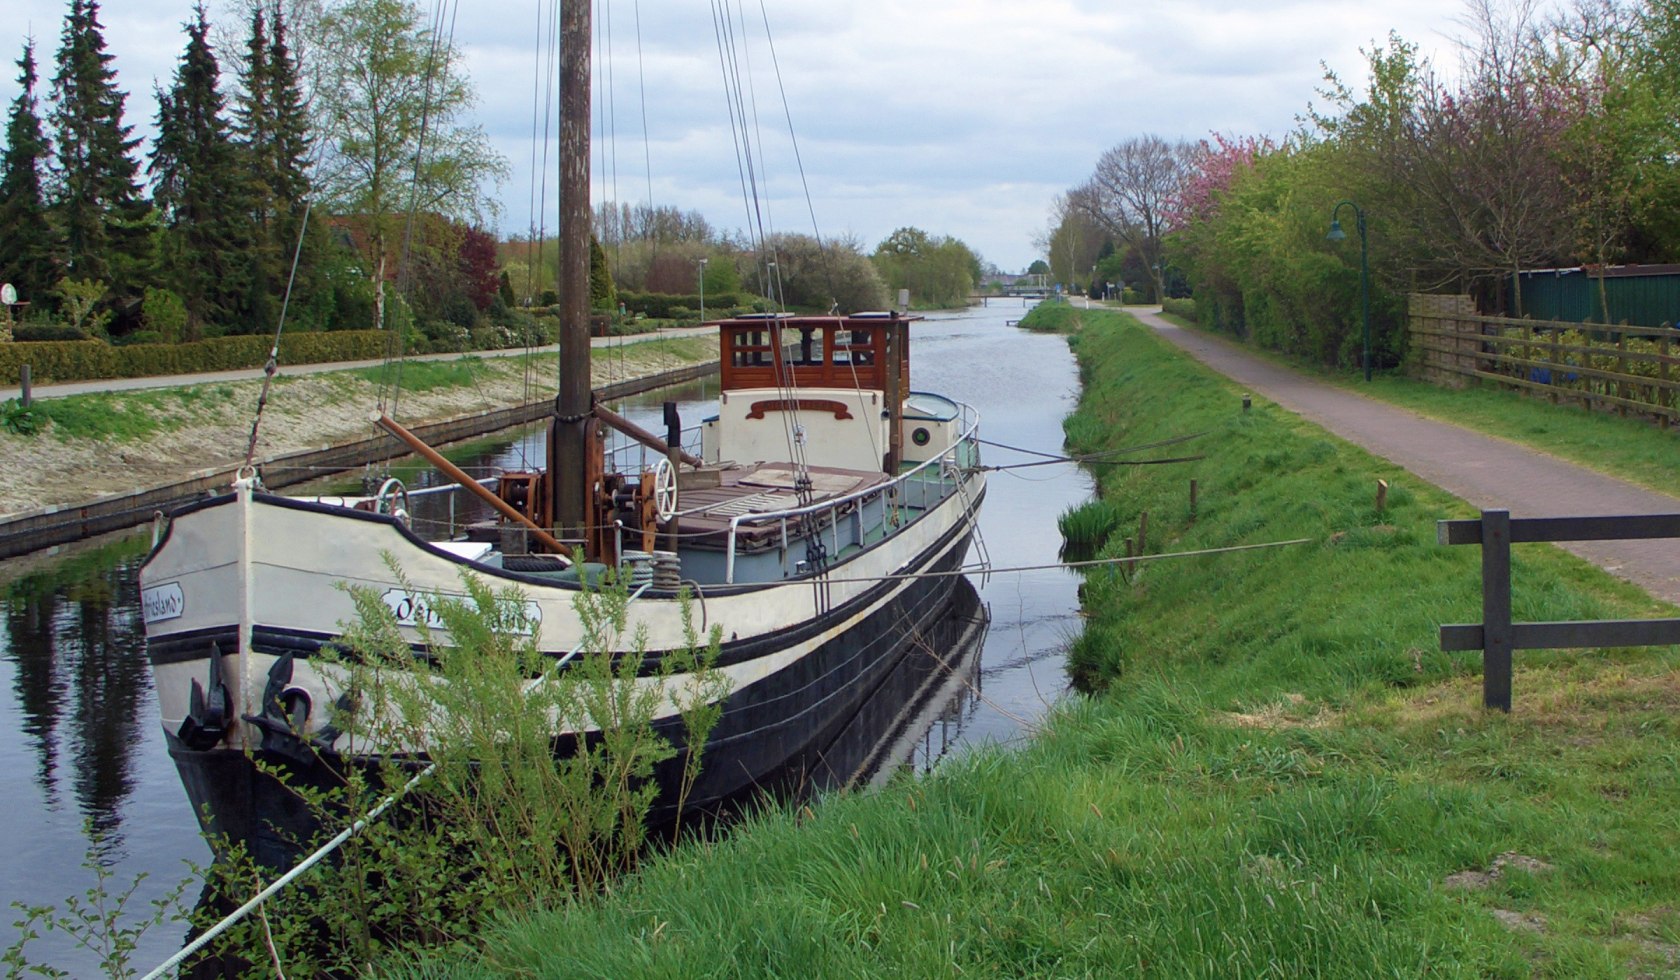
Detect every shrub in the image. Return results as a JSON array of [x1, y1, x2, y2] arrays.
[[142, 287, 188, 343], [0, 330, 392, 385], [617, 290, 742, 319], [10, 322, 90, 342], [1161, 297, 1196, 319], [2, 398, 43, 436], [55, 277, 111, 337]]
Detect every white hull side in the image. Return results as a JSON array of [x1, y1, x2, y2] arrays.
[[143, 469, 984, 759]]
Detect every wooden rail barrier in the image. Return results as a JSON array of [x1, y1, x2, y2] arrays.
[[1408, 295, 1680, 426], [1438, 509, 1680, 711]]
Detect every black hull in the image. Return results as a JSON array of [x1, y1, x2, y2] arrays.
[[168, 528, 976, 863]]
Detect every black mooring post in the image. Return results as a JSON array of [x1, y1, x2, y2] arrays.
[[1481, 509, 1514, 711], [663, 401, 681, 451]]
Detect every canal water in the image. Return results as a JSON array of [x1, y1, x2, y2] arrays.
[[0, 302, 1091, 974]]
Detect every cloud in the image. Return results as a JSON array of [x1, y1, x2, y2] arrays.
[[4, 0, 1471, 273]]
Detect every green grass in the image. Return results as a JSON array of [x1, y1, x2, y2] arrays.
[[353, 355, 498, 393], [1157, 310, 1680, 497], [391, 308, 1680, 977], [1015, 299, 1087, 334], [23, 383, 242, 441]]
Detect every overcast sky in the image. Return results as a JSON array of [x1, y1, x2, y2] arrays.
[[4, 0, 1471, 273]]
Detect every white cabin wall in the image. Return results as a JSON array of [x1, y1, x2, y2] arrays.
[[713, 387, 887, 471]]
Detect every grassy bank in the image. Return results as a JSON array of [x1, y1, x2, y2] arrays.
[[389, 308, 1678, 977], [1156, 309, 1680, 497]]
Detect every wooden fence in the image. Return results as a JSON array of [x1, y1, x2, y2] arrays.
[[1408, 293, 1680, 426], [1438, 509, 1680, 711]]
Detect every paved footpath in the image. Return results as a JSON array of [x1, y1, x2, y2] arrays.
[[0, 324, 716, 402], [1129, 306, 1680, 606]]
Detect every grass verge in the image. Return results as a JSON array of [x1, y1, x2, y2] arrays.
[[1156, 310, 1680, 497], [388, 308, 1680, 977]]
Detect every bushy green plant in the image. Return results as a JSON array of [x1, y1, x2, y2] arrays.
[[10, 322, 89, 342], [1016, 301, 1083, 334], [3, 823, 190, 978], [2, 398, 44, 436], [54, 278, 112, 338], [0, 329, 391, 385], [179, 564, 725, 974], [141, 287, 188, 343], [1057, 497, 1125, 559]]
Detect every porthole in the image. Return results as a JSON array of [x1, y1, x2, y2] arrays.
[[911, 427, 931, 446]]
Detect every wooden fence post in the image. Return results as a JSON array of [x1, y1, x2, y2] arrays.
[[1481, 509, 1513, 712], [1662, 326, 1673, 429]]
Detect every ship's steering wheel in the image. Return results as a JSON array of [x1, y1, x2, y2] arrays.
[[652, 458, 678, 523], [374, 477, 411, 527]]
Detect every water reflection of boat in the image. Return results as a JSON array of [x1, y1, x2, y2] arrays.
[[791, 576, 988, 796], [741, 577, 989, 806]]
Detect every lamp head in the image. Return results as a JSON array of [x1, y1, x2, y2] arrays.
[[1326, 219, 1347, 242]]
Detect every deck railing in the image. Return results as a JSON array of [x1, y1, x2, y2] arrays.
[[722, 402, 981, 584]]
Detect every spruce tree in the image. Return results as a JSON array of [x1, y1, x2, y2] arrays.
[[236, 2, 322, 330], [0, 41, 59, 305], [49, 0, 153, 315], [151, 4, 250, 336]]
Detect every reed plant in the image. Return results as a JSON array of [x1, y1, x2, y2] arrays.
[[1056, 497, 1123, 561]]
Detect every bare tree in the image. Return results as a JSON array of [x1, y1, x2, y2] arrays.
[[1033, 195, 1104, 293], [1393, 0, 1578, 311], [1069, 135, 1194, 301]]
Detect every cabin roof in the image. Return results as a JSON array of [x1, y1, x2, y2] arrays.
[[714, 313, 916, 393]]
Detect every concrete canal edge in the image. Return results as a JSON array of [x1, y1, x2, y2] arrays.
[[0, 360, 719, 560]]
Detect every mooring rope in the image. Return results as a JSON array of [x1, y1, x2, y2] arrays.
[[976, 455, 1205, 473], [796, 537, 1314, 587], [977, 431, 1208, 463]]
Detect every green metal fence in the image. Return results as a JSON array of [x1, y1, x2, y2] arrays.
[[1513, 265, 1680, 328]]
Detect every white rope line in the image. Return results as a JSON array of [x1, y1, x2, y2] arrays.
[[142, 584, 650, 979], [805, 537, 1314, 586]]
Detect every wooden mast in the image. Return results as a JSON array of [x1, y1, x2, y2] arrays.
[[554, 0, 592, 549]]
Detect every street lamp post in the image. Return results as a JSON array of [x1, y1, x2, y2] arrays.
[[697, 257, 709, 323], [1327, 200, 1371, 382]]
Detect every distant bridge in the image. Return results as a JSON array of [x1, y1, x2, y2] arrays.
[[971, 292, 1048, 307]]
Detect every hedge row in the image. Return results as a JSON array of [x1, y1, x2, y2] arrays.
[[1, 330, 392, 385], [617, 290, 743, 319], [1160, 297, 1197, 320]]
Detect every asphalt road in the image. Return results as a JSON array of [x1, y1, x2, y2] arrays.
[[1133, 306, 1680, 606]]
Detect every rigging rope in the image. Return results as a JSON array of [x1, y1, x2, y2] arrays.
[[753, 0, 843, 309], [241, 198, 315, 472]]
